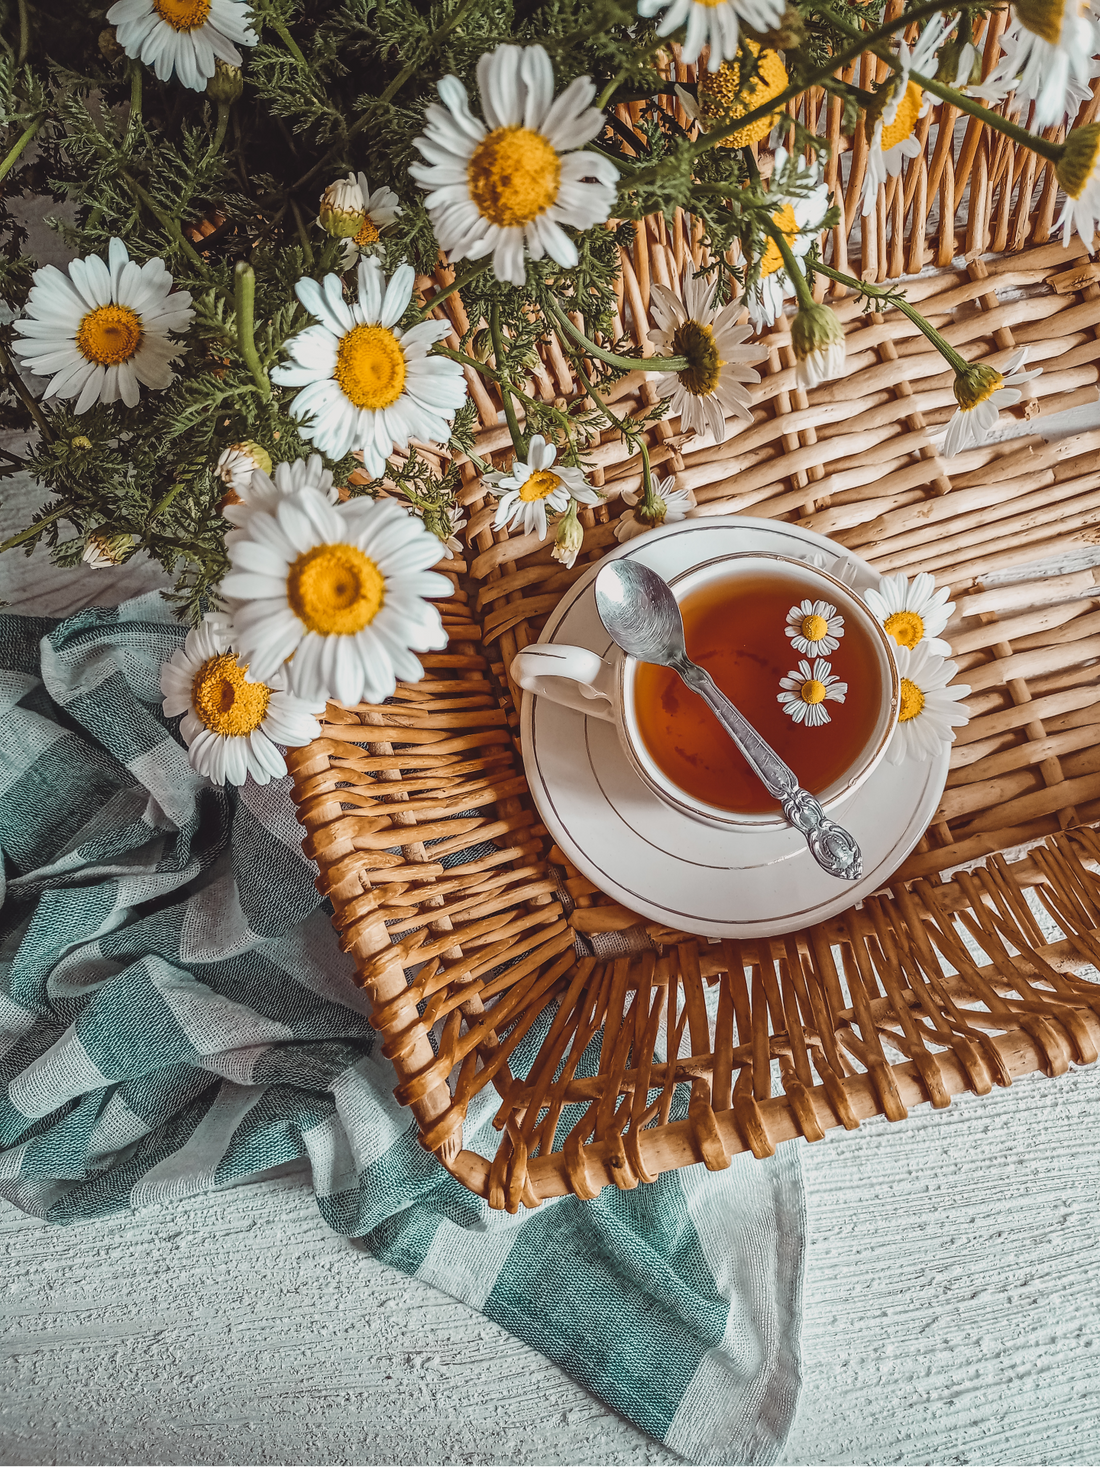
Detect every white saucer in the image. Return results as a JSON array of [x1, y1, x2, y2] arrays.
[[519, 515, 950, 939]]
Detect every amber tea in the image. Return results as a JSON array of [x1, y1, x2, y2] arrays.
[[633, 570, 883, 815]]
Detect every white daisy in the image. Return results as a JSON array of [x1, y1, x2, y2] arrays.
[[973, 3, 1100, 129], [745, 148, 832, 331], [318, 174, 367, 239], [220, 487, 452, 707], [785, 598, 844, 656], [614, 474, 696, 542], [271, 257, 468, 476], [487, 435, 600, 542], [216, 441, 273, 497], [160, 613, 324, 788], [106, 0, 256, 92], [409, 44, 619, 288], [887, 641, 970, 766], [1054, 122, 1100, 250], [942, 348, 1042, 458], [340, 173, 403, 267], [11, 238, 193, 414], [636, 0, 785, 70], [649, 265, 766, 444], [551, 503, 585, 568], [864, 571, 953, 657], [778, 657, 847, 727], [222, 453, 340, 530]]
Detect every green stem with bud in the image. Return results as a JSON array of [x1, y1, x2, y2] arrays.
[[234, 262, 272, 399], [808, 258, 971, 375], [490, 305, 527, 457], [546, 296, 688, 373], [757, 212, 818, 312], [419, 258, 493, 318]]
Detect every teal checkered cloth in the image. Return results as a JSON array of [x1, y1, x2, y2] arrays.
[[0, 591, 805, 1464]]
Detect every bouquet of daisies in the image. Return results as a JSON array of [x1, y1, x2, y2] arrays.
[[0, 0, 1090, 780]]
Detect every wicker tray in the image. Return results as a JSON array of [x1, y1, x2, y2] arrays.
[[287, 56, 1100, 1206]]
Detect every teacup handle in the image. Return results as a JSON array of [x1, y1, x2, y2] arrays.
[[510, 644, 617, 722]]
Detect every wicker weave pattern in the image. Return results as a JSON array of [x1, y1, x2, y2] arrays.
[[288, 83, 1100, 1203]]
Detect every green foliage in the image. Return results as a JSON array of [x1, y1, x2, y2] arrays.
[[0, 0, 1008, 616]]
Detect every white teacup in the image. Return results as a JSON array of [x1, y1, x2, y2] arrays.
[[511, 551, 900, 831]]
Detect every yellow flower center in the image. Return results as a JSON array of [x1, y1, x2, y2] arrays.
[[153, 0, 212, 30], [899, 676, 925, 722], [953, 363, 1003, 411], [1015, 0, 1067, 46], [518, 468, 563, 502], [334, 324, 407, 411], [759, 203, 799, 280], [883, 609, 925, 649], [800, 613, 829, 642], [192, 654, 270, 737], [287, 543, 386, 635], [75, 304, 144, 366], [880, 81, 924, 152], [355, 215, 381, 247], [671, 319, 724, 397], [801, 679, 827, 705], [468, 127, 561, 228], [698, 43, 789, 149]]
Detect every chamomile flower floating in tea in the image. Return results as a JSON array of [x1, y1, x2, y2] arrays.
[[785, 599, 844, 656], [221, 488, 451, 708], [160, 614, 323, 787], [216, 442, 273, 498], [339, 174, 402, 267], [943, 348, 1042, 458], [409, 44, 619, 288], [650, 266, 766, 443], [488, 436, 600, 542], [778, 658, 848, 727], [744, 149, 832, 332], [887, 642, 970, 765], [614, 475, 696, 542], [12, 238, 194, 414], [864, 571, 953, 657], [106, 0, 257, 91], [636, 0, 785, 69], [272, 258, 468, 474]]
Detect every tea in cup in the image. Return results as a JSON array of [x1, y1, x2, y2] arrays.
[[511, 552, 899, 831]]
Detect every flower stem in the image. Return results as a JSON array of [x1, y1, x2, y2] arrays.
[[0, 501, 72, 554], [0, 337, 52, 442], [490, 305, 526, 457], [546, 296, 688, 373], [596, 33, 667, 110], [234, 262, 272, 399], [432, 342, 502, 383], [418, 258, 492, 317], [637, 437, 660, 517], [0, 114, 43, 186], [127, 61, 142, 135], [210, 101, 230, 157], [289, 197, 314, 265], [262, 4, 308, 66], [121, 172, 205, 268], [809, 257, 971, 374], [16, 0, 29, 64], [757, 212, 817, 311]]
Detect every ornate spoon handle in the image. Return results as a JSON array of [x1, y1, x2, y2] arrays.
[[674, 658, 863, 882]]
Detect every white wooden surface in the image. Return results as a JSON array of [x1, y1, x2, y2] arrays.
[[5, 208, 1100, 1460]]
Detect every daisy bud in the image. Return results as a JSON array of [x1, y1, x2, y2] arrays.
[[1056, 123, 1100, 205], [70, 435, 94, 452], [206, 58, 244, 106], [318, 175, 367, 239], [935, 36, 982, 88], [83, 531, 135, 569], [790, 301, 846, 389], [952, 362, 1003, 412], [551, 505, 585, 569], [217, 440, 273, 487]]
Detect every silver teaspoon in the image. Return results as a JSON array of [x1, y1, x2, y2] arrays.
[[594, 559, 862, 883]]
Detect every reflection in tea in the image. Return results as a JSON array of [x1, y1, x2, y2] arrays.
[[633, 571, 882, 814]]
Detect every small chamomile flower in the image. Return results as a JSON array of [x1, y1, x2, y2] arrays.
[[887, 642, 970, 765], [864, 571, 953, 657], [778, 657, 847, 727], [487, 436, 600, 542], [614, 475, 696, 542], [340, 173, 403, 266], [216, 442, 273, 498], [785, 599, 844, 656], [106, 0, 256, 92], [942, 348, 1042, 458]]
